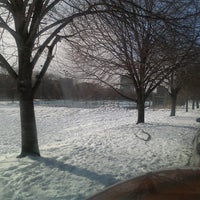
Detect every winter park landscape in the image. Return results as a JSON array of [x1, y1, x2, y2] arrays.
[[1, 1, 200, 200], [0, 101, 199, 200]]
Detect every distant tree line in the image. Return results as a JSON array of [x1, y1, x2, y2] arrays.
[[0, 73, 122, 101], [1, 71, 199, 110]]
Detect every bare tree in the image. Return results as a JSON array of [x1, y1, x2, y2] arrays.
[[67, 0, 199, 123], [165, 51, 200, 116], [182, 56, 200, 111], [0, 0, 109, 157], [163, 39, 200, 116], [166, 70, 185, 116]]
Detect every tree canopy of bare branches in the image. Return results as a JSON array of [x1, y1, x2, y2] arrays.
[[67, 0, 200, 123], [0, 0, 110, 157]]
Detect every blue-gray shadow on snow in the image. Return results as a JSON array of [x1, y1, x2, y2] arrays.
[[31, 157, 118, 187], [144, 122, 198, 130]]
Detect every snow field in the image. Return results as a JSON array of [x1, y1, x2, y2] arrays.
[[0, 102, 199, 200]]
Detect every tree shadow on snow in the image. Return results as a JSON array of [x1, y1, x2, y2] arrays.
[[144, 122, 198, 131], [30, 156, 118, 187]]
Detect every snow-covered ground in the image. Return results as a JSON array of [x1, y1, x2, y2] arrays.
[[0, 101, 199, 200]]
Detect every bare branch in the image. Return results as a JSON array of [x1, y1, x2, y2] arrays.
[[0, 16, 17, 39], [0, 54, 18, 80], [32, 35, 61, 93]]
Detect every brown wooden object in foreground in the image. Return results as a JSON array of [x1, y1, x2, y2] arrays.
[[87, 169, 200, 200]]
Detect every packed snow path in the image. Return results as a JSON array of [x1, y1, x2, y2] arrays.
[[0, 102, 199, 200]]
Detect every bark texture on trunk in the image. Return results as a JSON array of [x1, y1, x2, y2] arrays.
[[192, 99, 195, 110], [137, 101, 145, 124], [186, 99, 189, 112], [170, 94, 177, 116], [196, 100, 199, 109], [18, 83, 40, 157]]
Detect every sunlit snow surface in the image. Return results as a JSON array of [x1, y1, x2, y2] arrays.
[[0, 101, 199, 200]]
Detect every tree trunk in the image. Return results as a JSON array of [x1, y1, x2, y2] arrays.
[[192, 99, 195, 110], [170, 94, 177, 116], [196, 100, 199, 109], [196, 99, 199, 109], [137, 101, 145, 124], [18, 83, 40, 157], [186, 98, 189, 112]]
